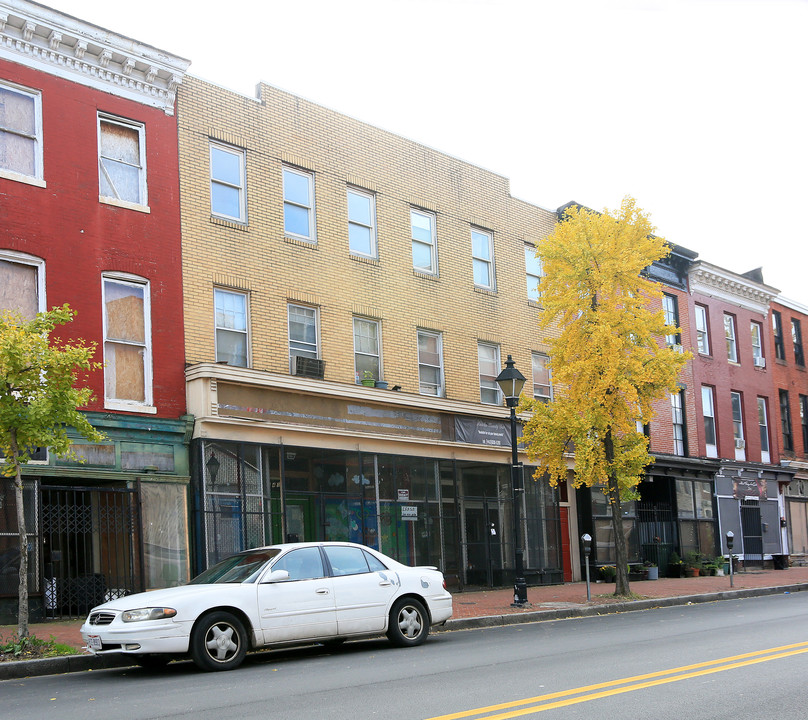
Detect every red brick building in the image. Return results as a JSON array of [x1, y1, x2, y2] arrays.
[[770, 297, 808, 563], [0, 1, 190, 621], [687, 262, 792, 567]]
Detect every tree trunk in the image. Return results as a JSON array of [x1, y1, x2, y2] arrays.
[[11, 430, 29, 638], [604, 427, 631, 596]]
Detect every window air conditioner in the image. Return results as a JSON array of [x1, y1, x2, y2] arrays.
[[754, 356, 766, 368], [735, 438, 746, 449], [292, 356, 325, 379]]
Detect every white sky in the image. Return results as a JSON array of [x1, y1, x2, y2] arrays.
[[47, 0, 808, 302]]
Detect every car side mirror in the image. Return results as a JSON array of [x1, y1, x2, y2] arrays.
[[261, 569, 290, 583]]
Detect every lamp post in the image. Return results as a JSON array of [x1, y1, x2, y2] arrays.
[[726, 531, 734, 588], [495, 355, 528, 607], [581, 533, 592, 601]]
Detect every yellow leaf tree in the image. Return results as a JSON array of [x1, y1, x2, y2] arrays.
[[521, 197, 689, 595]]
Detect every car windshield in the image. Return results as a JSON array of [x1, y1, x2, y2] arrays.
[[188, 549, 281, 584]]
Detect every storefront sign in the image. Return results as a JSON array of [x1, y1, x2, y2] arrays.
[[454, 417, 513, 447], [397, 489, 410, 501], [733, 477, 767, 500], [401, 505, 418, 521]]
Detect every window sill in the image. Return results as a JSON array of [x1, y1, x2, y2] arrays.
[[527, 300, 543, 309], [350, 253, 380, 266], [285, 235, 318, 248], [413, 269, 439, 281], [100, 196, 150, 213], [0, 169, 46, 188], [105, 401, 157, 414], [211, 214, 249, 230], [474, 286, 497, 296]]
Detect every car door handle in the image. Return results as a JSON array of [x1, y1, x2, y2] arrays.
[[379, 580, 393, 587], [316, 588, 330, 595]]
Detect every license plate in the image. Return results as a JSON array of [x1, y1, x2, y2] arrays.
[[87, 635, 102, 651]]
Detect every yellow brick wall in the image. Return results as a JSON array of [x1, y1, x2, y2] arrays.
[[177, 77, 560, 404]]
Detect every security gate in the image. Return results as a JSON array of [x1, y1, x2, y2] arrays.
[[741, 500, 764, 568], [40, 486, 142, 619]]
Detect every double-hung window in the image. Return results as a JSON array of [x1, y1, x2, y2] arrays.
[[103, 274, 153, 411], [662, 294, 680, 347], [471, 228, 494, 289], [671, 390, 686, 456], [525, 245, 543, 302], [0, 80, 43, 184], [283, 167, 315, 241], [724, 313, 738, 363], [411, 209, 437, 274], [0, 250, 45, 320], [478, 342, 501, 405], [751, 322, 764, 366], [694, 304, 710, 355], [98, 114, 147, 207], [532, 352, 552, 403], [210, 142, 246, 222], [701, 386, 717, 458], [214, 288, 249, 367], [417, 330, 444, 396], [780, 389, 793, 452], [731, 391, 745, 459], [758, 397, 770, 463], [347, 188, 376, 257], [288, 304, 319, 370], [792, 318, 805, 366], [800, 395, 808, 453], [353, 318, 381, 382], [773, 310, 785, 360]]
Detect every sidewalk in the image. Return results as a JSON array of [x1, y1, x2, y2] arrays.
[[3, 565, 808, 679]]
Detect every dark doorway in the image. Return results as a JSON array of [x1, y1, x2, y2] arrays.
[[741, 500, 764, 568]]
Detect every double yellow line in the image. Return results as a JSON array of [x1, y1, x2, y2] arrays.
[[426, 641, 808, 719]]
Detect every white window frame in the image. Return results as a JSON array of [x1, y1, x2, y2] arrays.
[[758, 397, 770, 463], [283, 166, 316, 242], [353, 317, 382, 383], [731, 391, 746, 461], [671, 390, 686, 456], [525, 245, 543, 302], [478, 342, 501, 405], [701, 386, 717, 458], [750, 321, 764, 364], [471, 228, 495, 290], [532, 352, 552, 403], [347, 187, 377, 258], [695, 304, 710, 355], [410, 209, 437, 274], [102, 273, 154, 413], [417, 329, 444, 397], [97, 113, 148, 210], [662, 293, 680, 347], [0, 80, 45, 187], [724, 313, 738, 363], [0, 249, 46, 317], [210, 141, 247, 222], [214, 288, 250, 367], [288, 303, 319, 370]]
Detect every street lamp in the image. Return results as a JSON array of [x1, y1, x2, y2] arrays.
[[495, 355, 528, 607], [726, 531, 734, 588]]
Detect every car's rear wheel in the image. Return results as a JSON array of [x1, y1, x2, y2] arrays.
[[190, 611, 248, 672], [387, 598, 429, 647]]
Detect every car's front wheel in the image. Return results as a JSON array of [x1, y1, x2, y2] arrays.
[[387, 598, 429, 647], [190, 611, 248, 672]]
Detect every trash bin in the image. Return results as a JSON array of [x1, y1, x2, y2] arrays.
[[772, 554, 789, 570]]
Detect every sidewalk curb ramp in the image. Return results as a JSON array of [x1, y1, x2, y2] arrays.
[[2, 582, 806, 681]]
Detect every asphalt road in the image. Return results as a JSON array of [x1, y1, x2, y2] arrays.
[[2, 593, 807, 720]]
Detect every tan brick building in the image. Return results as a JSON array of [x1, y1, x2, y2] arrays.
[[177, 78, 568, 588]]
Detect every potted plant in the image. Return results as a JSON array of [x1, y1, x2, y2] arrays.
[[643, 560, 659, 580], [668, 552, 685, 578], [360, 370, 376, 387], [684, 551, 702, 577], [599, 565, 616, 582], [374, 379, 389, 389]]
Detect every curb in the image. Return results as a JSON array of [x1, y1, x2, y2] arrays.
[[3, 583, 806, 681]]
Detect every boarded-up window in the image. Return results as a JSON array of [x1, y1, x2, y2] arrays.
[[0, 258, 39, 319], [0, 83, 40, 178], [104, 278, 149, 404], [99, 116, 144, 204]]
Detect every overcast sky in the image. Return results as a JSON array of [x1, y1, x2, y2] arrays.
[[47, 0, 808, 302]]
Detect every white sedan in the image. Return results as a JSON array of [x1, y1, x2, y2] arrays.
[[80, 541, 453, 672]]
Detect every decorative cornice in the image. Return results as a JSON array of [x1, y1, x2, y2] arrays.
[[0, 1, 190, 114], [689, 261, 779, 315]]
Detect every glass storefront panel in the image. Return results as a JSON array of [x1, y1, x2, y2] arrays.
[[140, 481, 189, 589]]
